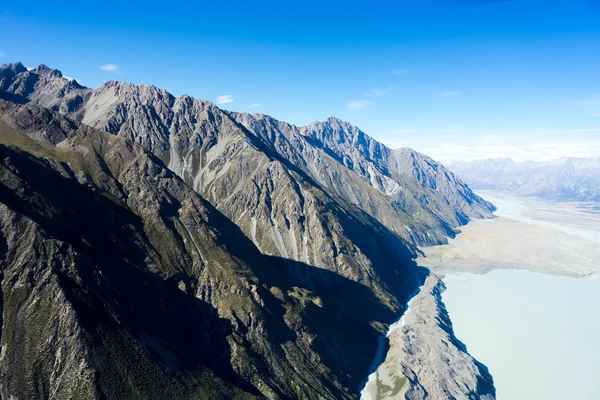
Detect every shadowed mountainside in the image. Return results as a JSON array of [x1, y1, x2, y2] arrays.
[[0, 62, 494, 252], [0, 99, 425, 399], [0, 61, 498, 399]]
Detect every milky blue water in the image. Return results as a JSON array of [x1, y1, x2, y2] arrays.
[[443, 269, 600, 400]]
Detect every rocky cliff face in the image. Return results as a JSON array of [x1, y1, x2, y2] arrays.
[[0, 62, 497, 399], [0, 100, 422, 399], [362, 275, 496, 400], [299, 118, 494, 223], [450, 157, 600, 202], [0, 63, 494, 251], [231, 114, 495, 246]]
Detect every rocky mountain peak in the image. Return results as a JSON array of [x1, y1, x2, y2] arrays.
[[1, 62, 28, 75], [303, 117, 374, 153], [325, 115, 354, 128], [450, 156, 600, 202], [0, 61, 500, 399], [33, 63, 64, 78], [99, 80, 174, 100], [68, 78, 84, 89]]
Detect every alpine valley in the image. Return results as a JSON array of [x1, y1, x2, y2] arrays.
[[0, 62, 496, 399]]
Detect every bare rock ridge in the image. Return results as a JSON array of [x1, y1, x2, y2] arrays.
[[0, 62, 496, 399], [450, 157, 600, 202], [228, 113, 495, 246], [0, 62, 494, 249], [0, 99, 421, 399], [363, 275, 495, 400]]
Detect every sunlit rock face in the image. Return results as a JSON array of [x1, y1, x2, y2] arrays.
[[0, 62, 498, 399]]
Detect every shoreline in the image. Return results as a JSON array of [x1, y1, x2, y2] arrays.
[[360, 273, 496, 400], [359, 283, 424, 400], [360, 192, 599, 399], [438, 267, 600, 400]]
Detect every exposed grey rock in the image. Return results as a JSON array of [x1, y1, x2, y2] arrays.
[[0, 62, 498, 399], [0, 100, 424, 399], [362, 275, 495, 400], [231, 114, 496, 246], [450, 157, 600, 202], [0, 63, 494, 249]]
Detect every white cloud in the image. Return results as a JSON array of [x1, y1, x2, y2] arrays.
[[393, 69, 410, 75], [100, 64, 119, 72], [382, 127, 600, 163], [248, 103, 261, 108], [0, 52, 4, 57], [436, 90, 460, 97], [26, 66, 33, 71], [369, 88, 387, 96], [367, 86, 395, 97], [394, 129, 420, 134], [345, 100, 369, 112], [63, 75, 74, 81], [216, 95, 235, 104]]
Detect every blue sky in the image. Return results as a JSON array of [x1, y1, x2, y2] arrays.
[[2, 0, 600, 162]]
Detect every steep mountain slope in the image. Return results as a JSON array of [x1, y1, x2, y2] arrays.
[[0, 62, 501, 399], [226, 113, 495, 245], [450, 157, 600, 202], [0, 63, 494, 251], [230, 113, 462, 246], [300, 118, 494, 223], [0, 99, 422, 399]]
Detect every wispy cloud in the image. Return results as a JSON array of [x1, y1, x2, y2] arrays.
[[436, 90, 460, 97], [394, 129, 420, 134], [248, 103, 261, 108], [216, 95, 235, 104], [345, 100, 369, 112], [382, 127, 600, 163], [593, 113, 600, 117], [368, 86, 396, 96], [393, 69, 410, 75], [100, 64, 120, 73], [0, 52, 4, 57]]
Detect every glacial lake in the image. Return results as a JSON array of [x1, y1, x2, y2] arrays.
[[442, 269, 600, 400], [425, 192, 600, 400]]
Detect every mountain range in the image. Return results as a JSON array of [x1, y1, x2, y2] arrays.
[[0, 62, 495, 399], [450, 157, 600, 202]]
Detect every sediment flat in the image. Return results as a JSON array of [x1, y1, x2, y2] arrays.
[[419, 191, 600, 277]]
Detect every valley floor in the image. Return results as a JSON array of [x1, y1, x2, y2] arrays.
[[419, 190, 600, 278], [363, 191, 600, 399]]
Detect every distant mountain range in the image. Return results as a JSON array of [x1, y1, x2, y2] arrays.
[[0, 62, 496, 399], [450, 157, 600, 202]]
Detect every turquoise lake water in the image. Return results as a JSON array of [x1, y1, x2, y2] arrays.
[[443, 269, 600, 400]]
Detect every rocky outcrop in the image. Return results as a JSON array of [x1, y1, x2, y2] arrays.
[[0, 63, 494, 250], [0, 100, 422, 399], [362, 275, 495, 400], [299, 118, 495, 222], [232, 114, 496, 246], [0, 62, 498, 399]]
